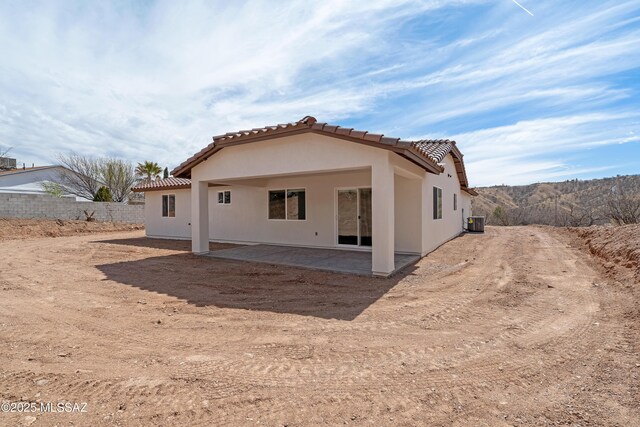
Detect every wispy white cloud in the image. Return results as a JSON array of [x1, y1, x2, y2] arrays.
[[1, 0, 466, 163], [0, 0, 638, 186], [451, 112, 640, 185]]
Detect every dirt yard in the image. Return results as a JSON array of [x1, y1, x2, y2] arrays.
[[0, 218, 143, 241], [0, 225, 638, 426]]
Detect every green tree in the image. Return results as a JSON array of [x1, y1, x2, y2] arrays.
[[93, 186, 113, 202], [492, 205, 510, 226], [41, 181, 64, 198], [163, 167, 169, 179], [135, 161, 162, 184]]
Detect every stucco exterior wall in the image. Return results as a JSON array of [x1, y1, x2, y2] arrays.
[[394, 174, 422, 253], [144, 189, 192, 238], [191, 133, 390, 182], [460, 191, 473, 229], [145, 133, 474, 262], [208, 170, 370, 248], [144, 170, 422, 253], [421, 154, 469, 255]]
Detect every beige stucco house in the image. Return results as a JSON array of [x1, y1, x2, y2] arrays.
[[133, 116, 476, 276]]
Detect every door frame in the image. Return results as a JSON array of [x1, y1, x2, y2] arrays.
[[334, 186, 372, 249]]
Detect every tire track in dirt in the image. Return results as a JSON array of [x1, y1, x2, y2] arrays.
[[1, 227, 636, 425], [0, 369, 265, 427], [161, 227, 605, 412]]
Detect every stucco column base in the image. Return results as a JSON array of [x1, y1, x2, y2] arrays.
[[191, 180, 209, 254], [371, 161, 395, 275]]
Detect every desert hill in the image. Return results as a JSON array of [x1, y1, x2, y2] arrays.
[[472, 174, 640, 226]]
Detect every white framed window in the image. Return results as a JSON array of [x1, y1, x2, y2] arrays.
[[268, 188, 306, 220], [454, 193, 458, 211], [162, 194, 175, 218], [217, 190, 231, 205], [433, 187, 442, 220]]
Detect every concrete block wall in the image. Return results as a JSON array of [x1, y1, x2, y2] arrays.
[[0, 193, 144, 223]]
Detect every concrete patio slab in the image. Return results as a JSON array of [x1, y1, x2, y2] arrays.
[[206, 244, 419, 276]]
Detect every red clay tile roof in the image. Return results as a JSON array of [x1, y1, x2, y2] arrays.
[[131, 177, 191, 192], [412, 140, 454, 163], [171, 116, 475, 194]]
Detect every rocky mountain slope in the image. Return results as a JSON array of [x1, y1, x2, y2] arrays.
[[472, 174, 640, 226]]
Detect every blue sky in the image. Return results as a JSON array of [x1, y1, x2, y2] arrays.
[[0, 0, 638, 186]]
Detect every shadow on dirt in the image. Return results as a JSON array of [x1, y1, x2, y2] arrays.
[[94, 237, 417, 321], [95, 236, 237, 252]]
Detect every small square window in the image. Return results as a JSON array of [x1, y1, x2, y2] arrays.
[[217, 190, 231, 205]]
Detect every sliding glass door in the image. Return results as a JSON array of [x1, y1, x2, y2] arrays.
[[337, 188, 372, 247], [358, 188, 372, 246]]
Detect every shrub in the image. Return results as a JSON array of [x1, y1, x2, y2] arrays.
[[93, 186, 113, 202]]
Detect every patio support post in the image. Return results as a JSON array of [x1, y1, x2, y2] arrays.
[[191, 180, 209, 254], [371, 161, 395, 276]]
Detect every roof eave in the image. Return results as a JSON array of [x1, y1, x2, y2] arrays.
[[131, 184, 192, 192], [171, 123, 314, 178], [172, 127, 446, 178]]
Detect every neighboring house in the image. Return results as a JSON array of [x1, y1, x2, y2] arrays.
[[132, 116, 477, 276], [0, 165, 90, 201]]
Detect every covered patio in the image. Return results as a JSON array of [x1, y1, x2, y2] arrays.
[[207, 244, 420, 276], [171, 116, 465, 276]]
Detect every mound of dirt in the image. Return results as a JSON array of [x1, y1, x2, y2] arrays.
[[0, 218, 144, 241], [571, 224, 640, 279]]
